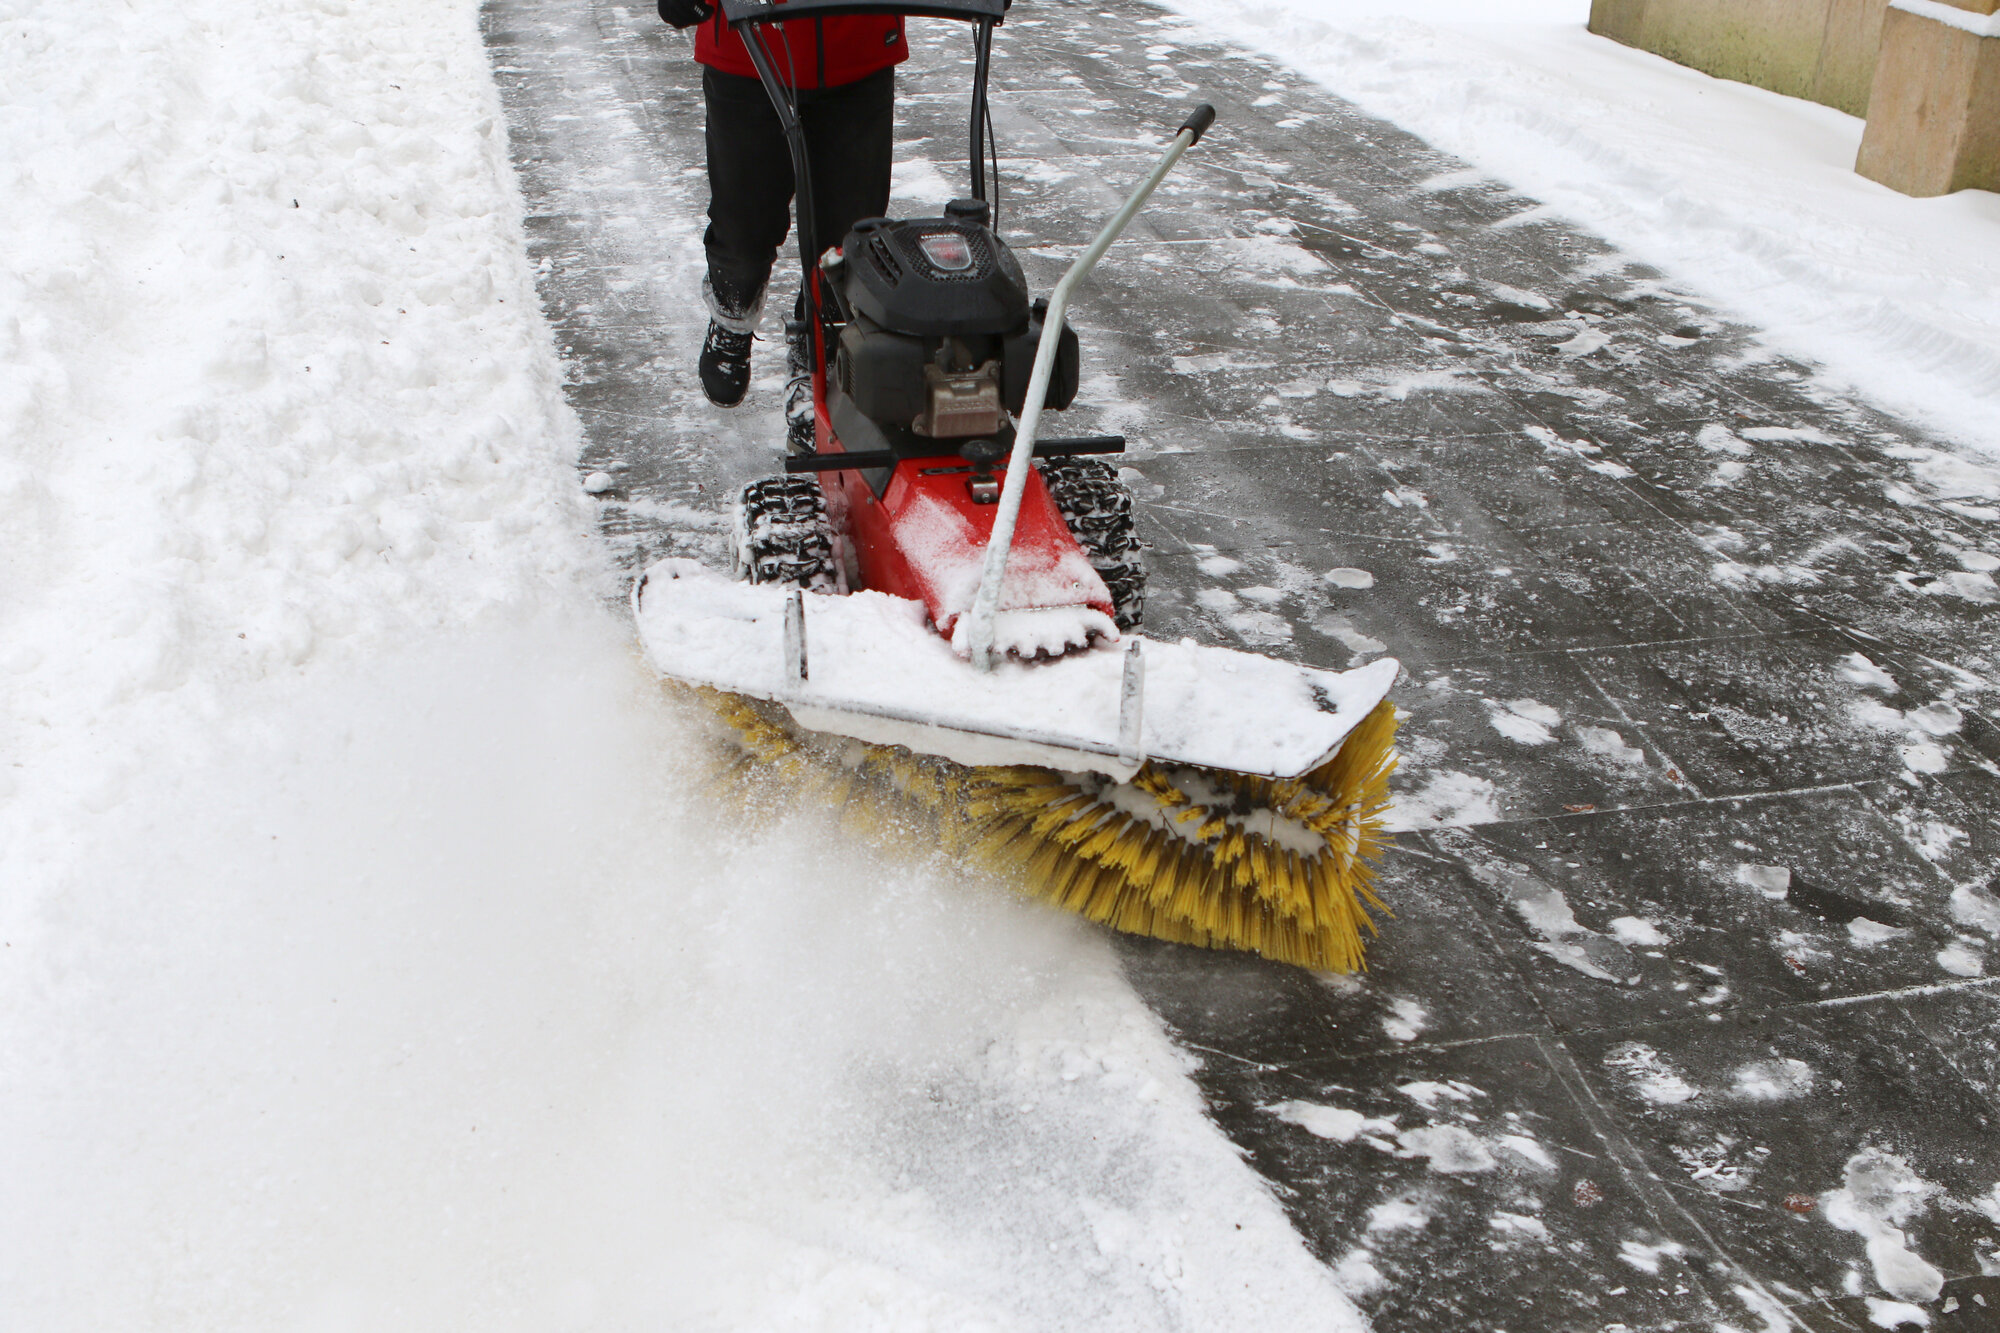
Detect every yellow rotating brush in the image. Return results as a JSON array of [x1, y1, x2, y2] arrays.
[[688, 687, 1399, 973]]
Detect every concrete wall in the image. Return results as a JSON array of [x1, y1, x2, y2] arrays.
[[1590, 0, 2000, 195], [1588, 0, 1888, 115]]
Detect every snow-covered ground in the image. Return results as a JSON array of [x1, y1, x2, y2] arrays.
[[1153, 0, 2000, 456], [0, 2, 1364, 1328], [12, 0, 1998, 1324]]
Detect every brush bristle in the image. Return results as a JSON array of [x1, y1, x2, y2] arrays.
[[681, 686, 1399, 973]]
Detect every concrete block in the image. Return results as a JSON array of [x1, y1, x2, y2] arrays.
[[1587, 0, 1652, 46], [1811, 0, 1891, 115], [1856, 0, 2000, 194]]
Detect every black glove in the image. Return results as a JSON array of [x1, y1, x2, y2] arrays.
[[658, 0, 713, 29]]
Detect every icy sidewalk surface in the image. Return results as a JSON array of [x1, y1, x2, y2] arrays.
[[1159, 0, 2000, 459], [490, 1, 2000, 1329]]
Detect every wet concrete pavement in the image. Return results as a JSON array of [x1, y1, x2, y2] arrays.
[[481, 3, 2000, 1328]]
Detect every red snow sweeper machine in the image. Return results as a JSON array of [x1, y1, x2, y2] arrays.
[[635, 0, 1400, 970]]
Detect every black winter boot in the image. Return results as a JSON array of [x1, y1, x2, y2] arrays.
[[699, 321, 754, 408], [700, 272, 763, 408]]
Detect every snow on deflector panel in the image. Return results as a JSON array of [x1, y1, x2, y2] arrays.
[[634, 559, 1399, 781]]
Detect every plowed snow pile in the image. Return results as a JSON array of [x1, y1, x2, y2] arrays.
[[0, 3, 1362, 1329]]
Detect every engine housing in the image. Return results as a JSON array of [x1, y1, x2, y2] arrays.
[[834, 204, 1078, 440]]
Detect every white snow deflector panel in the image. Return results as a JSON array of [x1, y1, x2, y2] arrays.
[[634, 559, 1399, 782]]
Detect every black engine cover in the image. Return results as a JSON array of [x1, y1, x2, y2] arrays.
[[832, 208, 1079, 436], [839, 215, 1030, 337]]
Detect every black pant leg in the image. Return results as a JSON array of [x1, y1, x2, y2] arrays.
[[796, 66, 896, 263], [702, 66, 794, 314], [703, 64, 896, 316]]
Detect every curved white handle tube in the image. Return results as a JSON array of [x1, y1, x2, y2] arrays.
[[964, 126, 1201, 671]]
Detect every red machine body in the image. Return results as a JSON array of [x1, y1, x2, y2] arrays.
[[809, 342, 1114, 644], [720, 0, 1124, 653]]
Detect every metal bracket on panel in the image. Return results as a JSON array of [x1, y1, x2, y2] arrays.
[[784, 590, 808, 684], [1116, 638, 1144, 768]]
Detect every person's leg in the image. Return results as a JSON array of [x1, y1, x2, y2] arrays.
[[798, 67, 896, 263], [780, 67, 895, 448], [700, 67, 796, 405]]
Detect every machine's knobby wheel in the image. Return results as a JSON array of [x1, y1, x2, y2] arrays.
[[1037, 457, 1145, 630], [732, 475, 839, 591]]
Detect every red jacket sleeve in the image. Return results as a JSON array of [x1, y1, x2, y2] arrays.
[[695, 9, 908, 88]]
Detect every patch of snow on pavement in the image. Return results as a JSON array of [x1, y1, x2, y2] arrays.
[[1864, 1297, 1930, 1329], [1617, 1238, 1687, 1275], [1732, 1282, 1801, 1333], [1936, 941, 1985, 977], [1331, 1247, 1388, 1296], [1366, 1198, 1430, 1232], [1730, 1059, 1815, 1101], [1196, 585, 1296, 646], [1485, 868, 1631, 982], [1933, 570, 1999, 604], [1490, 1212, 1550, 1240], [1551, 323, 1612, 358], [1952, 885, 2000, 936], [1483, 281, 1556, 312], [1906, 702, 1965, 737], [1487, 697, 1561, 745], [1513, 883, 1585, 938], [1605, 1043, 1699, 1104], [1674, 1135, 1761, 1193], [1822, 1148, 1946, 1305], [1576, 724, 1647, 767], [1740, 425, 1837, 445], [1385, 769, 1501, 830], [1196, 553, 1245, 578], [1381, 996, 1428, 1042], [1899, 741, 1949, 774], [1849, 917, 1912, 948], [1270, 1100, 1399, 1145], [1609, 915, 1668, 946], [1397, 1080, 1482, 1110], [1498, 1133, 1556, 1170], [1736, 864, 1794, 900], [1312, 608, 1390, 659], [1396, 1125, 1497, 1174], [1698, 424, 1753, 456], [1957, 548, 2000, 571]]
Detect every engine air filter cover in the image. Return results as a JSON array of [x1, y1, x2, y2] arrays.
[[839, 216, 1030, 337]]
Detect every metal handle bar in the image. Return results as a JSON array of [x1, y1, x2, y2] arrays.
[[962, 105, 1216, 671]]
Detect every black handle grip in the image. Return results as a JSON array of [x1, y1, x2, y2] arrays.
[[1177, 104, 1217, 146]]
